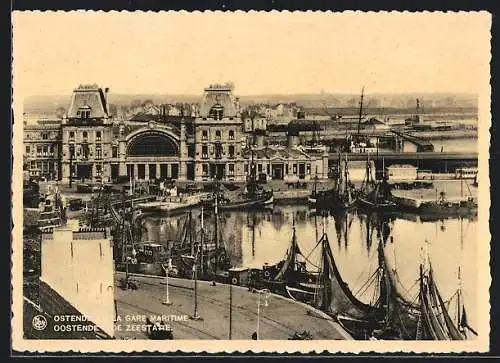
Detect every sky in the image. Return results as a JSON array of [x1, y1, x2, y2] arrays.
[[12, 11, 491, 97]]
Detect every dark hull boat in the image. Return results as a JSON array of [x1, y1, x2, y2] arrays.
[[309, 155, 357, 212], [251, 221, 318, 295], [356, 196, 396, 211], [218, 190, 274, 211], [417, 199, 477, 217], [417, 264, 476, 340], [357, 156, 396, 212]]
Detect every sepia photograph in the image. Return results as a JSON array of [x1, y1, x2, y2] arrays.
[[11, 10, 491, 353]]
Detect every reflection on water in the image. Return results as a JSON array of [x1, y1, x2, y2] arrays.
[[142, 205, 477, 330]]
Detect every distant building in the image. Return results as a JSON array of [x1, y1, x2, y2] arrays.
[[385, 164, 418, 181], [40, 221, 115, 337], [60, 84, 113, 182], [23, 122, 62, 179], [340, 160, 375, 182], [363, 117, 391, 131], [24, 83, 328, 183]]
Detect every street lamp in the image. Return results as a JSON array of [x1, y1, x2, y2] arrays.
[[255, 288, 271, 340], [161, 258, 173, 305], [190, 243, 202, 321]]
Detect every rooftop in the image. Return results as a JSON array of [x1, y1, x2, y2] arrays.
[[66, 85, 110, 119]]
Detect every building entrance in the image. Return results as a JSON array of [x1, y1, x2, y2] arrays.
[[76, 164, 92, 180], [272, 163, 284, 180]]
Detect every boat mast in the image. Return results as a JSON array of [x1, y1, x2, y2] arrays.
[[121, 191, 129, 286], [314, 166, 318, 195], [344, 153, 349, 201], [200, 205, 204, 276], [252, 212, 256, 257], [214, 192, 219, 249], [356, 86, 365, 143]]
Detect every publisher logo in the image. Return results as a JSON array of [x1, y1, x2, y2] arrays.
[[32, 315, 48, 331]]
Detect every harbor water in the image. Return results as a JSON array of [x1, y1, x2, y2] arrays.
[[140, 204, 478, 333], [431, 137, 478, 153]]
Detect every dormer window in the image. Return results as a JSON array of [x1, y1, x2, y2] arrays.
[[209, 103, 224, 120], [77, 106, 92, 119]]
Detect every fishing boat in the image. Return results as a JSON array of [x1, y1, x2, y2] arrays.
[[417, 263, 477, 340], [217, 144, 274, 210], [308, 156, 357, 211], [357, 156, 396, 211], [176, 195, 232, 282], [259, 220, 318, 295]]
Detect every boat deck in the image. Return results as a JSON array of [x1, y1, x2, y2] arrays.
[[114, 273, 352, 340]]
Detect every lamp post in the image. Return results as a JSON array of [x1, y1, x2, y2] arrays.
[[190, 243, 202, 321], [255, 288, 271, 340], [161, 258, 172, 305]]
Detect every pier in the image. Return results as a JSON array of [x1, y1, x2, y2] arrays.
[[114, 273, 352, 340]]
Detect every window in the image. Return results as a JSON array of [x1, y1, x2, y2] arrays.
[[202, 130, 208, 140], [258, 164, 263, 173], [202, 164, 209, 176], [96, 131, 102, 141], [42, 133, 48, 140], [49, 145, 54, 154], [202, 145, 208, 159], [81, 144, 89, 159], [112, 146, 118, 158], [306, 164, 311, 174], [30, 161, 35, 169], [229, 130, 235, 140], [96, 146, 102, 159], [96, 164, 102, 176], [25, 146, 30, 154], [215, 144, 222, 159], [228, 145, 235, 158], [228, 164, 234, 175], [244, 164, 248, 173], [36, 162, 42, 170], [69, 131, 75, 139], [82, 131, 88, 139], [69, 145, 75, 158], [36, 146, 42, 156], [43, 146, 48, 156], [285, 164, 289, 174], [293, 164, 297, 174], [215, 130, 221, 140], [187, 144, 195, 158], [267, 164, 270, 174]]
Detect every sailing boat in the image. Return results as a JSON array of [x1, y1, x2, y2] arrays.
[[203, 193, 232, 281], [357, 154, 396, 211], [308, 155, 357, 211], [217, 127, 273, 210], [416, 218, 477, 340], [259, 219, 318, 295], [332, 154, 358, 210], [417, 263, 476, 340], [416, 178, 477, 217]]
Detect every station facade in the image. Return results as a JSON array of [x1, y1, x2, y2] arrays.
[[24, 83, 328, 183]]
